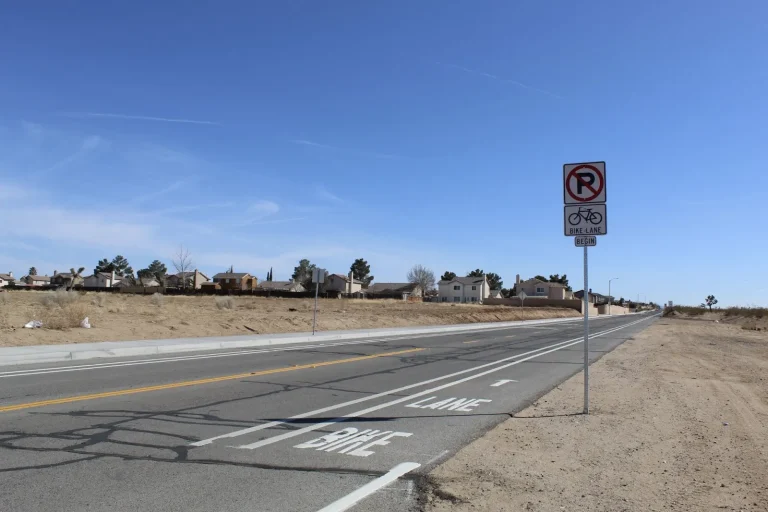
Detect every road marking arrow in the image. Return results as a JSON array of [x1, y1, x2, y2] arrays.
[[490, 379, 518, 387]]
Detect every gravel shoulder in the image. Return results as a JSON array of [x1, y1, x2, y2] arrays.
[[0, 292, 578, 347], [423, 317, 768, 512]]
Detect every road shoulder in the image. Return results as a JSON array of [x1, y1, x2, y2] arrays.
[[421, 318, 768, 511]]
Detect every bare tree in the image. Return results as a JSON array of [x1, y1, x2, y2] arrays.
[[407, 264, 436, 294], [172, 245, 195, 290]]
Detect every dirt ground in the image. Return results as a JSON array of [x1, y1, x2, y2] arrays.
[[424, 317, 768, 512], [0, 291, 578, 347]]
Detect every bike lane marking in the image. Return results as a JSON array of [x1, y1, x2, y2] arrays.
[[190, 328, 591, 447], [233, 315, 655, 450]]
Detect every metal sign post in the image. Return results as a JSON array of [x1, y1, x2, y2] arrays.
[[563, 161, 607, 416], [311, 268, 327, 335], [583, 245, 589, 414]]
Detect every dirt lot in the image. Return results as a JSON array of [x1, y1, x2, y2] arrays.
[[0, 291, 578, 347], [424, 316, 768, 511]]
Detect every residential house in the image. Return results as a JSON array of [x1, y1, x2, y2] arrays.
[[437, 275, 489, 303], [515, 275, 570, 299], [50, 270, 84, 288], [574, 289, 609, 305], [257, 281, 307, 293], [489, 289, 504, 299], [166, 270, 210, 289], [23, 275, 51, 287], [367, 282, 422, 297], [0, 272, 15, 288], [137, 276, 161, 287], [212, 272, 257, 291], [83, 271, 120, 288], [323, 272, 363, 294]]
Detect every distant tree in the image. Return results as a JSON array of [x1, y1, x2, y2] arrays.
[[138, 260, 168, 286], [549, 274, 571, 291], [350, 258, 374, 288], [485, 272, 503, 290], [705, 294, 718, 311], [534, 275, 548, 282], [28, 267, 37, 276], [619, 297, 625, 306], [440, 271, 457, 282], [467, 269, 484, 277], [67, 267, 85, 291], [292, 259, 317, 289], [407, 264, 436, 293], [171, 245, 194, 290], [95, 255, 134, 278], [268, 267, 273, 282], [501, 287, 510, 298]]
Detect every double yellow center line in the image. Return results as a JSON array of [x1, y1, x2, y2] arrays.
[[0, 347, 425, 413]]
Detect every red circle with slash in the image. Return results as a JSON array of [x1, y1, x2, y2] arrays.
[[566, 164, 604, 202]]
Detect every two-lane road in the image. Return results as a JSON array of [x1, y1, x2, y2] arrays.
[[0, 312, 657, 512]]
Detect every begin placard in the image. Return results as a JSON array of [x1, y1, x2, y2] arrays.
[[574, 236, 597, 247]]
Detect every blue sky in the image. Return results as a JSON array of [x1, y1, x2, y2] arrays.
[[1, 1, 766, 306]]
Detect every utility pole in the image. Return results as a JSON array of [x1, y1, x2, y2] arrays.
[[609, 277, 619, 315]]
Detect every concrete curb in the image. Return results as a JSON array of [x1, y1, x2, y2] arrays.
[[0, 314, 631, 367]]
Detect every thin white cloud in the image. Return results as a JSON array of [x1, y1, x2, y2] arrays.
[[131, 180, 186, 204], [146, 201, 235, 216], [248, 200, 280, 217], [315, 185, 343, 204], [60, 112, 220, 126], [36, 135, 103, 175], [291, 139, 401, 160], [438, 62, 563, 99], [239, 216, 306, 227]]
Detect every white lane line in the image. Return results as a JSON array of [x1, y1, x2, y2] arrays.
[[234, 316, 655, 450], [491, 379, 518, 387], [191, 314, 654, 447], [315, 462, 420, 512], [189, 327, 599, 447], [425, 449, 451, 467]]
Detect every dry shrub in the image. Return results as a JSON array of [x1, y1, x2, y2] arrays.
[[91, 293, 107, 307], [41, 302, 90, 330], [150, 293, 165, 307], [42, 290, 79, 308], [215, 296, 235, 310]]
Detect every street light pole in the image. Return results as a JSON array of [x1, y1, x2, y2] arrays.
[[609, 277, 619, 315]]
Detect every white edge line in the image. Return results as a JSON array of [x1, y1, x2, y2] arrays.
[[425, 449, 451, 467], [191, 315, 654, 447], [189, 326, 594, 446], [315, 462, 421, 512], [231, 315, 656, 450]]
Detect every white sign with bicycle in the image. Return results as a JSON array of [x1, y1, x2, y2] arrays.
[[564, 204, 607, 236]]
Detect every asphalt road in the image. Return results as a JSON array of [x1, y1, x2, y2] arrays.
[[0, 312, 658, 512]]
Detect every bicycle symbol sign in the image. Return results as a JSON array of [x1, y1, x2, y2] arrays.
[[564, 204, 607, 236], [563, 162, 606, 204]]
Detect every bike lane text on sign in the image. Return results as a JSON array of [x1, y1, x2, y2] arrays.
[[563, 162, 606, 204], [564, 204, 607, 236]]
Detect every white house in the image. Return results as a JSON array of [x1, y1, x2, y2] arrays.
[[83, 271, 120, 288], [438, 275, 489, 303], [23, 275, 51, 287], [324, 272, 363, 294], [0, 272, 15, 288]]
